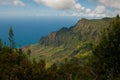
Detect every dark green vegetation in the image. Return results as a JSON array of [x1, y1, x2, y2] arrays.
[[0, 15, 120, 80], [92, 15, 120, 80]]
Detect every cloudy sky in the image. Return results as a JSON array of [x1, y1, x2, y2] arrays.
[[0, 0, 120, 18]]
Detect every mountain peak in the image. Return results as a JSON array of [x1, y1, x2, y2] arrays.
[[81, 18, 88, 21]]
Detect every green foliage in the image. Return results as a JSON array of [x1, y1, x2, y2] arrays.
[[0, 39, 2, 51], [92, 15, 120, 79], [8, 26, 15, 48], [0, 45, 46, 80], [27, 49, 31, 57]]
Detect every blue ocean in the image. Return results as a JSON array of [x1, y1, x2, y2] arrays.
[[0, 16, 80, 47]]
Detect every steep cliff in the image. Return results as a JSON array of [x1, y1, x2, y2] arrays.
[[39, 18, 111, 47], [24, 17, 112, 67]]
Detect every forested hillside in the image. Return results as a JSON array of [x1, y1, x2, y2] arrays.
[[25, 17, 112, 67]]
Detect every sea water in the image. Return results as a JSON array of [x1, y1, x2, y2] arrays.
[[0, 16, 80, 47]]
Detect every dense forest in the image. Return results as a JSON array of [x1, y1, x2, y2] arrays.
[[0, 15, 120, 80]]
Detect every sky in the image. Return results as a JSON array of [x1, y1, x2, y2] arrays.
[[0, 0, 120, 18]]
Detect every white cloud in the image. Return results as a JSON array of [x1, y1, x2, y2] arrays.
[[74, 3, 85, 10], [94, 5, 106, 14], [71, 5, 106, 18], [99, 0, 120, 9], [13, 0, 25, 6], [34, 0, 75, 9], [34, 0, 84, 10], [85, 5, 106, 17], [33, 0, 108, 18], [0, 0, 25, 6], [85, 8, 91, 13]]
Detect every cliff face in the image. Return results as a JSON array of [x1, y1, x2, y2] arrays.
[[25, 17, 112, 67], [39, 27, 70, 46], [39, 18, 111, 48]]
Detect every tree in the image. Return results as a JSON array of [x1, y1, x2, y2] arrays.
[[27, 49, 31, 57], [0, 39, 2, 51], [92, 15, 120, 79], [8, 26, 15, 48], [17, 48, 23, 65]]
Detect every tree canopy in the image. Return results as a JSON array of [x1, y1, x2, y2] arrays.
[[92, 14, 120, 80]]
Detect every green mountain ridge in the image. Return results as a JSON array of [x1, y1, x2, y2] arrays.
[[39, 18, 111, 46], [24, 17, 112, 67]]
